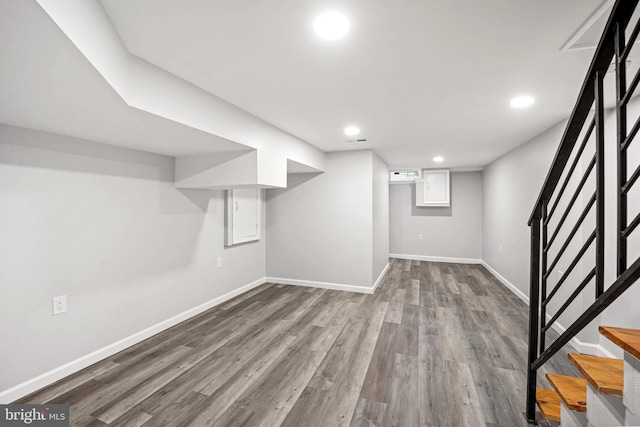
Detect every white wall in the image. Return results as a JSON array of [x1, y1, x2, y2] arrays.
[[482, 122, 564, 294], [372, 152, 390, 281], [599, 97, 640, 355], [0, 124, 266, 394], [390, 172, 483, 260], [32, 0, 325, 189], [266, 150, 387, 289], [481, 119, 597, 340], [482, 96, 640, 353]]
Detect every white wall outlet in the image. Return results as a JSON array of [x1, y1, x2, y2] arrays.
[[216, 257, 222, 268], [499, 244, 503, 253], [53, 295, 67, 316], [418, 233, 424, 241]]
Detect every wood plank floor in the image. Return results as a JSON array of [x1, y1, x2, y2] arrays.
[[17, 259, 579, 426]]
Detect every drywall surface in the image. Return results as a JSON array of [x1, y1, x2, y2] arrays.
[[482, 122, 564, 295], [266, 150, 375, 288], [481, 119, 599, 343], [390, 172, 483, 260], [32, 0, 324, 188], [0, 124, 266, 393], [599, 96, 640, 356], [372, 152, 390, 281], [481, 102, 640, 349]]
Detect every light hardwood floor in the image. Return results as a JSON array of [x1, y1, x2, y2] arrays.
[[17, 259, 578, 426]]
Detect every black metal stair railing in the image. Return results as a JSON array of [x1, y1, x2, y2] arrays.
[[525, 0, 640, 423]]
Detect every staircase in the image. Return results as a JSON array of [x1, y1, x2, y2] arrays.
[[536, 327, 640, 426], [525, 0, 640, 424]]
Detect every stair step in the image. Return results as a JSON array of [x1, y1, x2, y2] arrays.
[[600, 326, 640, 360], [568, 353, 624, 396], [546, 373, 587, 412], [536, 388, 561, 422]]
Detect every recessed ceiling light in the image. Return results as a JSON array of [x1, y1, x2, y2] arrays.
[[433, 156, 444, 163], [314, 12, 350, 40], [510, 95, 535, 108], [344, 126, 360, 136]]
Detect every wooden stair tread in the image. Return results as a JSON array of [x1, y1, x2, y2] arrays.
[[546, 373, 587, 412], [568, 353, 623, 396], [600, 326, 640, 360], [537, 388, 561, 422]]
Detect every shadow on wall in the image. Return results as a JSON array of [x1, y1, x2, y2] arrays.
[[177, 189, 214, 212], [0, 124, 173, 182], [267, 172, 323, 199], [409, 182, 453, 217], [0, 123, 218, 215], [0, 123, 214, 284]]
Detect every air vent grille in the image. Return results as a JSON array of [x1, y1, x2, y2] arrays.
[[390, 169, 421, 183]]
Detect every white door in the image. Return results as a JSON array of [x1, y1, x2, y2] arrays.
[[226, 189, 260, 246]]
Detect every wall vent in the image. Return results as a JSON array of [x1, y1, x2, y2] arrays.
[[390, 169, 421, 183], [347, 138, 368, 143]]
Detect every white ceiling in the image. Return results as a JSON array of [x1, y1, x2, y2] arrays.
[[0, 0, 620, 168], [0, 0, 245, 157], [100, 0, 606, 169]]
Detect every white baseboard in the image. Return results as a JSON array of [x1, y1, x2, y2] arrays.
[[267, 262, 389, 295], [480, 261, 530, 304], [480, 261, 612, 357], [0, 277, 267, 404], [372, 262, 391, 293], [265, 277, 376, 294], [390, 253, 482, 265], [545, 316, 616, 358]]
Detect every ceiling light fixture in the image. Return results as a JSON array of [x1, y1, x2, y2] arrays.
[[433, 156, 444, 163], [344, 126, 360, 136], [314, 12, 350, 40], [510, 95, 535, 108]]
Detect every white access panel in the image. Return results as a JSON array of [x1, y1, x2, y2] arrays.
[[416, 169, 450, 207], [225, 188, 261, 246], [426, 171, 447, 202]]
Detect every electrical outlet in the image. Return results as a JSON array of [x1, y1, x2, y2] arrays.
[[53, 295, 67, 316], [418, 234, 424, 241], [217, 257, 222, 268], [499, 244, 503, 253]]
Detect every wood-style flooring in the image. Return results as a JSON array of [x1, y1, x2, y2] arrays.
[[17, 259, 579, 426]]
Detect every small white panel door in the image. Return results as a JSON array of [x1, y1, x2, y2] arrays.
[[226, 189, 260, 246], [422, 169, 450, 206]]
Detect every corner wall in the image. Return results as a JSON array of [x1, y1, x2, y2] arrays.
[[390, 171, 483, 261], [0, 124, 266, 395], [372, 152, 390, 283], [482, 122, 564, 297], [266, 150, 389, 291], [482, 97, 640, 355]]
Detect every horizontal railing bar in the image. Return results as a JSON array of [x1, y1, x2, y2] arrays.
[[542, 268, 596, 334], [532, 255, 640, 371], [622, 19, 640, 62], [623, 210, 640, 238], [622, 65, 640, 106], [544, 156, 596, 250], [622, 113, 640, 151], [544, 193, 596, 275], [544, 230, 596, 304], [528, 0, 639, 225], [545, 192, 596, 255], [546, 118, 596, 225], [622, 162, 640, 195]]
